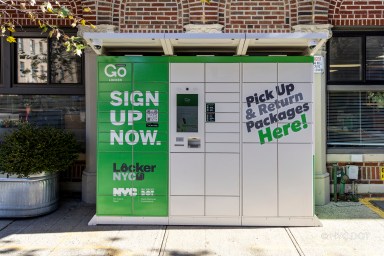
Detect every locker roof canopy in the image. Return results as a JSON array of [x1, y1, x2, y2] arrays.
[[83, 32, 329, 56]]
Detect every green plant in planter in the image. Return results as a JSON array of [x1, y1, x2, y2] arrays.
[[0, 123, 79, 178]]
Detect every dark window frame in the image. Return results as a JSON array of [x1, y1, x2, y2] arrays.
[[0, 28, 84, 95], [0, 36, 11, 89], [327, 31, 384, 86], [327, 30, 384, 154]]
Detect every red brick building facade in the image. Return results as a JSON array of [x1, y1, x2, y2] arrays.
[[1, 0, 383, 203], [2, 1, 384, 31]]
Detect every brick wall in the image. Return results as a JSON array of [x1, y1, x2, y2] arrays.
[[226, 0, 290, 33], [2, 1, 384, 32], [119, 0, 181, 33], [313, 0, 330, 24], [327, 162, 384, 186], [329, 0, 384, 26]]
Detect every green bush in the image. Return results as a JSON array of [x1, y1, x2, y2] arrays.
[[0, 123, 79, 178]]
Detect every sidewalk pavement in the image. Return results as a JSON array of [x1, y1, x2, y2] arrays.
[[0, 198, 383, 256]]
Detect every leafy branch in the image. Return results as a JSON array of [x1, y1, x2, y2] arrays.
[[0, 0, 95, 56]]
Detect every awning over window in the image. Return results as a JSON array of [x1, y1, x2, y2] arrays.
[[83, 32, 328, 56]]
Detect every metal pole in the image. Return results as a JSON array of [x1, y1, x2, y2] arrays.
[[333, 164, 338, 202]]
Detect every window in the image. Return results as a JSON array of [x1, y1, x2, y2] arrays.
[[328, 37, 362, 81], [327, 92, 384, 148], [0, 29, 85, 151], [366, 36, 384, 80], [17, 38, 47, 83], [50, 40, 82, 83], [30, 39, 35, 55], [16, 37, 82, 84], [19, 62, 25, 77], [0, 94, 85, 151], [39, 41, 44, 54], [18, 39, 23, 50], [328, 32, 384, 84], [327, 31, 384, 152]]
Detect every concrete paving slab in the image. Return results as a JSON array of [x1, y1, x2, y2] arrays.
[[0, 220, 12, 231], [289, 219, 384, 256], [47, 227, 166, 256], [161, 226, 299, 256], [0, 200, 166, 256], [1, 198, 384, 256], [315, 202, 381, 219], [0, 200, 94, 256]]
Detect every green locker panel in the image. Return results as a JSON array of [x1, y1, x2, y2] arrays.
[[133, 63, 168, 82], [97, 196, 133, 216], [133, 196, 168, 216], [97, 57, 169, 217]]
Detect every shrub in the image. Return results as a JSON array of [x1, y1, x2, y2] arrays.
[[0, 123, 79, 178]]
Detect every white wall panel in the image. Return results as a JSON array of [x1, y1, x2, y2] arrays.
[[276, 83, 312, 102], [206, 63, 240, 82], [206, 83, 240, 92], [242, 83, 277, 103], [205, 123, 240, 133], [278, 63, 313, 83], [170, 153, 204, 195], [206, 133, 240, 143], [170, 196, 204, 216], [205, 197, 240, 216], [277, 102, 313, 124], [210, 103, 240, 113], [243, 63, 278, 82], [242, 123, 278, 143], [214, 113, 240, 122], [277, 123, 313, 144], [241, 103, 278, 122], [243, 143, 278, 216], [206, 143, 240, 153], [170, 63, 204, 82], [206, 153, 239, 196], [206, 93, 240, 103], [278, 144, 313, 217]]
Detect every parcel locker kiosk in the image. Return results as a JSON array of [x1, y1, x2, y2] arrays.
[[92, 56, 320, 226], [169, 61, 317, 226]]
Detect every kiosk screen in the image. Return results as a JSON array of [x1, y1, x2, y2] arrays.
[[177, 94, 198, 132]]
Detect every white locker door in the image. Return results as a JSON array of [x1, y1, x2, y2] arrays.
[[206, 153, 240, 196], [242, 143, 278, 216], [277, 62, 314, 217], [278, 144, 313, 217], [170, 153, 204, 195], [170, 153, 205, 216], [204, 63, 241, 217]]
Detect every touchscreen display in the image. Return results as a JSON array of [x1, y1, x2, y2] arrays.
[[177, 94, 198, 132]]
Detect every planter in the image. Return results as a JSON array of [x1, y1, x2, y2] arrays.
[[0, 173, 59, 218]]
